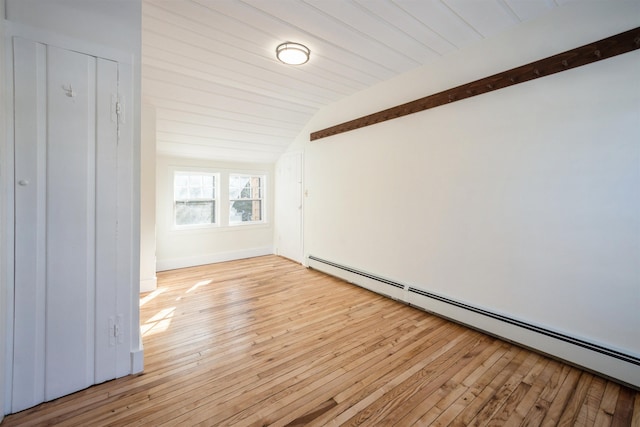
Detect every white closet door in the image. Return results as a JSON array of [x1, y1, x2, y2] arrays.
[[276, 152, 303, 263], [12, 38, 119, 412]]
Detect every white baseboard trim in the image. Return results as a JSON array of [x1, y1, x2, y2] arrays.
[[405, 287, 640, 389], [140, 277, 157, 293], [307, 256, 404, 301], [308, 255, 640, 389], [130, 335, 144, 374], [156, 247, 274, 272]]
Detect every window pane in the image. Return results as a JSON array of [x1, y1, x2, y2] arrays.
[[174, 172, 217, 226], [229, 174, 264, 224], [240, 185, 251, 198], [189, 185, 204, 199], [203, 176, 215, 198], [202, 175, 214, 187], [175, 201, 215, 226], [230, 200, 261, 223], [175, 174, 189, 187], [229, 176, 250, 199], [175, 186, 188, 200]]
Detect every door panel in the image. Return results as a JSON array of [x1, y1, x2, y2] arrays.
[[94, 57, 119, 384], [44, 44, 97, 400], [276, 152, 303, 263], [12, 38, 120, 411], [12, 36, 47, 412]]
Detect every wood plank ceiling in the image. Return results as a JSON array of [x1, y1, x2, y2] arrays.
[[142, 0, 563, 163]]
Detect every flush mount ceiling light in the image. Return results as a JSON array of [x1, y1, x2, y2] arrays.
[[276, 42, 310, 65]]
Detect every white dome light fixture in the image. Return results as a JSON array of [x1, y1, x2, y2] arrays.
[[276, 42, 310, 65]]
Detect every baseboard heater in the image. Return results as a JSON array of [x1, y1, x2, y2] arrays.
[[307, 255, 640, 389]]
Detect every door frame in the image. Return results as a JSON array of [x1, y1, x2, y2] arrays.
[[0, 2, 7, 422]]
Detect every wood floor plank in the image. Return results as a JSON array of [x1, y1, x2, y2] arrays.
[[519, 360, 565, 426], [137, 302, 428, 426], [447, 347, 526, 426], [2, 255, 639, 427], [556, 372, 594, 426], [311, 328, 475, 426], [373, 335, 498, 426], [256, 316, 443, 426], [282, 324, 457, 425], [576, 376, 608, 426], [151, 311, 417, 425], [632, 394, 640, 427], [594, 381, 621, 427], [612, 386, 637, 427], [466, 352, 541, 426], [397, 340, 509, 426], [540, 367, 584, 427], [340, 333, 483, 426], [424, 342, 518, 425], [304, 320, 458, 426]]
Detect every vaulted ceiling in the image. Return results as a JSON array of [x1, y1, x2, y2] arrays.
[[142, 0, 565, 163]]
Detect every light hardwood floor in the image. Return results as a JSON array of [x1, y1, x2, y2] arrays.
[[4, 255, 639, 426]]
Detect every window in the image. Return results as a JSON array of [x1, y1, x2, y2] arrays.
[[229, 174, 265, 224], [174, 172, 217, 227], [170, 169, 267, 230]]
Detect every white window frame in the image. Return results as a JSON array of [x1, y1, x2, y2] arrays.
[[173, 170, 220, 229], [229, 174, 266, 226]]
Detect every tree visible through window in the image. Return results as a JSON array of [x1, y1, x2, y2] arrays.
[[229, 174, 264, 224], [174, 172, 217, 226]]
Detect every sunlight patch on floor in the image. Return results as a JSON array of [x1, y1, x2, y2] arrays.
[[141, 307, 176, 336], [186, 279, 213, 294], [139, 287, 167, 307]]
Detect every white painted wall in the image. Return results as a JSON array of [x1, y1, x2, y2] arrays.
[[141, 104, 157, 292], [287, 2, 640, 384], [2, 0, 142, 413], [156, 156, 274, 271]]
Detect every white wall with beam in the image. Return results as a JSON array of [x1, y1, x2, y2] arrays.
[[287, 2, 640, 387]]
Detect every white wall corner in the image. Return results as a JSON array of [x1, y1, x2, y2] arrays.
[[130, 335, 144, 375], [140, 276, 157, 294], [140, 104, 156, 295]]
